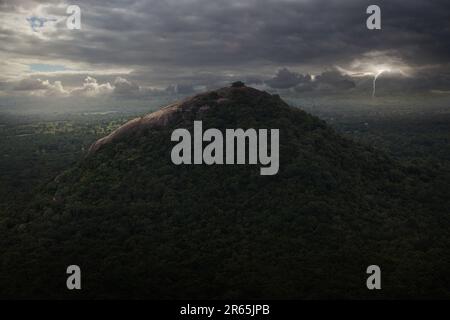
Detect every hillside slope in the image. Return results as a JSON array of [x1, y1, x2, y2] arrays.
[[1, 85, 449, 299]]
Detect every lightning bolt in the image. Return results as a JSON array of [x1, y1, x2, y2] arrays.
[[372, 70, 386, 98]]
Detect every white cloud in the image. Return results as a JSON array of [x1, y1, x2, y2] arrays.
[[13, 78, 68, 96], [6, 75, 147, 98], [336, 51, 413, 78], [70, 76, 113, 96], [113, 76, 140, 95]]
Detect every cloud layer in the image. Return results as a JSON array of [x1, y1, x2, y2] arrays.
[[0, 0, 449, 99]]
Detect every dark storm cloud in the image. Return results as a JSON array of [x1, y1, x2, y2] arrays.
[[371, 70, 450, 94], [266, 68, 355, 92], [4, 0, 450, 66], [1, 0, 450, 90], [315, 71, 356, 91], [266, 68, 305, 89]]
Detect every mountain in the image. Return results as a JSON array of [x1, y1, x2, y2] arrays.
[[1, 84, 449, 299]]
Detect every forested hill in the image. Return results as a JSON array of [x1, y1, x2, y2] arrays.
[[1, 84, 449, 299]]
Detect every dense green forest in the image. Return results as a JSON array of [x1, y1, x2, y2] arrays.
[[0, 86, 449, 299]]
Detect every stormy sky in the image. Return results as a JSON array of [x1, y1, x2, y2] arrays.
[[0, 0, 449, 102]]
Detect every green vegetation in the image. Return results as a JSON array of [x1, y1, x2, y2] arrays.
[[0, 88, 449, 299], [0, 114, 129, 212]]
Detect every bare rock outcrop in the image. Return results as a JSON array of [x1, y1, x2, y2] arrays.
[[88, 84, 270, 155]]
